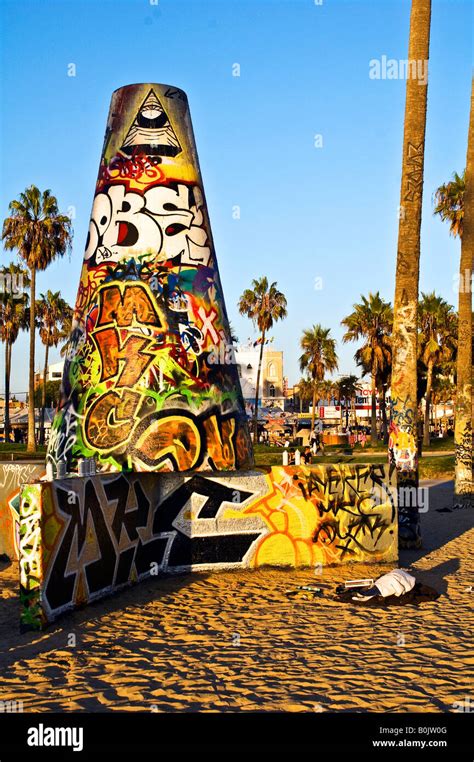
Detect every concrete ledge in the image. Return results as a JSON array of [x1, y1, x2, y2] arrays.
[[19, 463, 397, 629]]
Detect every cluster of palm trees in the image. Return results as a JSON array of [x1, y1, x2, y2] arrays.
[[238, 0, 472, 518], [1, 186, 73, 451], [239, 280, 460, 447]]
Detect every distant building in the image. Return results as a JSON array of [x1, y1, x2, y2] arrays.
[[235, 345, 285, 410], [34, 360, 64, 388]]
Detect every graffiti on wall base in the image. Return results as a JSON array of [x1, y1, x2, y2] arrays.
[[19, 464, 397, 628], [0, 464, 45, 559]]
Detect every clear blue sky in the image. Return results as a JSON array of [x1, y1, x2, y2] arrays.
[[1, 0, 472, 399]]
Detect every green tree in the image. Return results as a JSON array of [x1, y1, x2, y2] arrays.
[[33, 380, 62, 409], [238, 277, 287, 437], [341, 292, 392, 445], [418, 292, 456, 447], [36, 290, 72, 445], [0, 264, 29, 442], [431, 375, 455, 428], [295, 377, 314, 413], [299, 325, 338, 430], [433, 170, 465, 238], [2, 186, 72, 452], [336, 374, 360, 429]]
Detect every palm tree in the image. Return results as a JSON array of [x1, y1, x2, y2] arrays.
[[238, 277, 287, 437], [295, 377, 314, 413], [433, 170, 465, 238], [0, 264, 29, 442], [299, 325, 338, 430], [2, 186, 72, 452], [36, 291, 73, 445], [341, 292, 392, 445], [391, 0, 431, 547], [376, 364, 392, 442], [431, 375, 456, 429], [336, 374, 360, 429], [433, 88, 473, 507], [418, 292, 456, 447], [59, 311, 73, 358]]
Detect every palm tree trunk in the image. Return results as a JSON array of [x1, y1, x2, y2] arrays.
[[40, 341, 49, 446], [4, 342, 11, 443], [253, 333, 265, 439], [423, 360, 433, 447], [380, 386, 388, 442], [390, 0, 431, 546], [454, 79, 474, 507], [370, 372, 377, 445], [27, 266, 36, 453], [311, 386, 316, 430]]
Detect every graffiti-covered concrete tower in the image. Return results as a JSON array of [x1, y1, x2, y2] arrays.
[[47, 84, 253, 474], [17, 84, 397, 632]]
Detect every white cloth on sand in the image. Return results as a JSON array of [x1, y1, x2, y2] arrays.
[[374, 569, 416, 597], [351, 569, 416, 601]]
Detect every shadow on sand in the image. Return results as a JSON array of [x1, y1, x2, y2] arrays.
[[400, 479, 472, 594]]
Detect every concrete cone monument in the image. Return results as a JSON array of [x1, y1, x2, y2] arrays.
[[47, 84, 253, 475], [16, 86, 397, 630]]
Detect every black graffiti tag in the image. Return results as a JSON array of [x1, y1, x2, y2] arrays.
[[44, 475, 258, 613]]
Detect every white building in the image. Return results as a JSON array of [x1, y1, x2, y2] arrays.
[[34, 360, 64, 387], [235, 344, 285, 410]]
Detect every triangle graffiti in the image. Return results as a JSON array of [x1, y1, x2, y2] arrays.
[[121, 89, 182, 157]]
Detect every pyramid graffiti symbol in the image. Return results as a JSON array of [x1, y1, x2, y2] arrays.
[[121, 89, 182, 157]]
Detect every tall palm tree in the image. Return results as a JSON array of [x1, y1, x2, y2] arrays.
[[0, 264, 29, 442], [336, 374, 360, 429], [418, 292, 456, 447], [341, 292, 392, 445], [2, 186, 72, 452], [36, 291, 73, 445], [391, 0, 431, 547], [299, 325, 338, 430], [238, 277, 287, 437], [376, 363, 392, 442], [433, 89, 473, 507]]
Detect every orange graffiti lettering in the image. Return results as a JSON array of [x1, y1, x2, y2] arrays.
[[92, 327, 156, 387], [97, 282, 161, 327], [134, 415, 200, 471], [84, 389, 141, 451], [203, 415, 236, 469]]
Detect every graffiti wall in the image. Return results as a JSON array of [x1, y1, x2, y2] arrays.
[[47, 84, 251, 475], [0, 463, 45, 559], [19, 464, 397, 628]]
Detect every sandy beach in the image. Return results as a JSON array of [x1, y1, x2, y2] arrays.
[[0, 479, 472, 713]]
